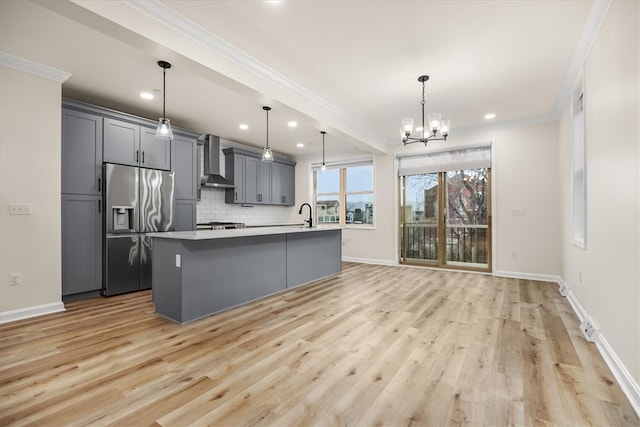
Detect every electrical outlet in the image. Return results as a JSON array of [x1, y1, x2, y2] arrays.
[[511, 208, 527, 216], [580, 318, 598, 343], [9, 203, 32, 215], [9, 273, 21, 286], [559, 282, 569, 297]]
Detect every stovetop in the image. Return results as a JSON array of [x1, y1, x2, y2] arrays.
[[196, 222, 246, 230]]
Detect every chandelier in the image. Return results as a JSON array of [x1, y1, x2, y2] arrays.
[[402, 75, 450, 146]]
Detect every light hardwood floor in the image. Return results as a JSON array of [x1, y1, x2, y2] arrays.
[[0, 262, 638, 426]]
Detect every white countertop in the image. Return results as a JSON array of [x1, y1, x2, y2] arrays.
[[148, 226, 341, 240]]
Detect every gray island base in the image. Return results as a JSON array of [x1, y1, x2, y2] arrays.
[[150, 227, 342, 323]]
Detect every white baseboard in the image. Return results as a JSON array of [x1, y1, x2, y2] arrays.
[[0, 301, 65, 324], [341, 256, 397, 266], [495, 270, 561, 283], [557, 278, 640, 418]]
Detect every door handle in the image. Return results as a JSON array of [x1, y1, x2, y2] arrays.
[[142, 151, 145, 163], [98, 199, 101, 213], [98, 177, 101, 192], [136, 150, 139, 163], [235, 191, 238, 201]]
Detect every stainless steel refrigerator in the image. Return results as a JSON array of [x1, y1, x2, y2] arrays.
[[103, 163, 175, 296]]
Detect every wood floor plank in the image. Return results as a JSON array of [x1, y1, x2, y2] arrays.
[[0, 262, 637, 426]]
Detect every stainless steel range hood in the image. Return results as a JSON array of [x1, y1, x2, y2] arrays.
[[201, 134, 234, 188]]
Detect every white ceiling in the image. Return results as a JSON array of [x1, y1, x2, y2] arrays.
[[1, 0, 596, 158]]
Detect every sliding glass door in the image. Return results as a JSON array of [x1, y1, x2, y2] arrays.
[[400, 167, 491, 271]]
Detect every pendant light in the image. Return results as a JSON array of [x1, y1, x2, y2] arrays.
[[261, 106, 273, 162], [155, 60, 174, 140], [320, 131, 327, 171]]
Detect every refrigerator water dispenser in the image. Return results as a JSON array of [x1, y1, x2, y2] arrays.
[[112, 206, 134, 232]]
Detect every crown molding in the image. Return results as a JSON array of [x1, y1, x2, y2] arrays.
[[0, 52, 71, 83], [126, 0, 385, 152]]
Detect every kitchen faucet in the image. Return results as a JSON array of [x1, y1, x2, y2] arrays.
[[298, 203, 313, 228]]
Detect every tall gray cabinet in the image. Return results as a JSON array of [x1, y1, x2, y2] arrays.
[[61, 99, 200, 297], [61, 107, 103, 296], [172, 134, 199, 231]]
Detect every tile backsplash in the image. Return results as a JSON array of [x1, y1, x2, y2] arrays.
[[197, 187, 296, 226]]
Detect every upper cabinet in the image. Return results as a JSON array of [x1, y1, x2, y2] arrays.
[[61, 109, 103, 195], [223, 148, 295, 206], [172, 134, 199, 200], [103, 118, 170, 170], [272, 162, 295, 206]]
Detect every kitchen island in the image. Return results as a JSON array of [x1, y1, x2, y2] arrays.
[[149, 227, 342, 323]]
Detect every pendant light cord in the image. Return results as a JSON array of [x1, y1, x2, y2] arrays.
[[162, 67, 166, 120], [265, 108, 270, 149]]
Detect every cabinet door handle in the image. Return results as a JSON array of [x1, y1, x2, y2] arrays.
[[98, 177, 101, 192], [98, 199, 101, 213], [136, 150, 139, 163], [142, 151, 145, 163], [235, 191, 238, 201]]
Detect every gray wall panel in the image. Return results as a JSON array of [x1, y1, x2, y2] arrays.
[[286, 230, 342, 288], [181, 235, 287, 322], [152, 239, 183, 321]]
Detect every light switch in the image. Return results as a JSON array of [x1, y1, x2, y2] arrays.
[[9, 203, 32, 215]]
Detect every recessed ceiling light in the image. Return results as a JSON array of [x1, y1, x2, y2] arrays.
[[288, 121, 298, 128], [239, 124, 249, 130], [296, 143, 304, 148], [484, 113, 496, 120], [140, 92, 154, 100]]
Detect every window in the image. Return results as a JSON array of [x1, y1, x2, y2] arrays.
[[313, 160, 374, 226], [572, 76, 586, 248]]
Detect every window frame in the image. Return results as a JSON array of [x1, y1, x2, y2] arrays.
[[571, 73, 586, 249], [312, 158, 374, 228]]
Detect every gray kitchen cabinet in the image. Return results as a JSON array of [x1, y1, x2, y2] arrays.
[[140, 126, 171, 170], [245, 156, 271, 204], [224, 150, 245, 203], [271, 162, 295, 206], [61, 108, 103, 195], [175, 199, 197, 231], [62, 194, 102, 296], [172, 134, 198, 200], [224, 148, 294, 206], [103, 118, 170, 170]]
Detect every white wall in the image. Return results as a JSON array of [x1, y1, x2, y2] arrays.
[[292, 120, 561, 276], [559, 0, 639, 386], [0, 66, 64, 314]]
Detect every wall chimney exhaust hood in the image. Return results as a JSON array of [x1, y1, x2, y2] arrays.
[[201, 134, 234, 188]]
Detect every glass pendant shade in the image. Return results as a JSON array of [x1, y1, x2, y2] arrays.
[[261, 146, 273, 162], [402, 117, 414, 135], [321, 163, 327, 171], [155, 118, 174, 140], [440, 118, 451, 136], [429, 113, 442, 133]]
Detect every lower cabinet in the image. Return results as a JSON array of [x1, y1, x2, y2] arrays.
[[175, 199, 197, 231], [62, 194, 102, 296]]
